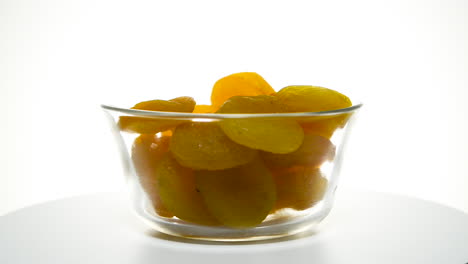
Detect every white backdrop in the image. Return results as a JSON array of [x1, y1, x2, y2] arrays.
[[1, 0, 467, 216]]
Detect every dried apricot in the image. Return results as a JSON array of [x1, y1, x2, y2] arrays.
[[195, 158, 276, 228], [155, 153, 219, 225], [275, 85, 352, 138], [159, 130, 173, 137], [297, 113, 351, 138], [220, 119, 304, 154], [193, 104, 215, 113], [272, 166, 328, 211], [119, 96, 196, 134], [261, 134, 335, 168], [217, 95, 303, 154], [216, 95, 288, 114], [132, 134, 173, 217], [211, 72, 275, 108], [276, 85, 351, 112], [170, 122, 258, 170]]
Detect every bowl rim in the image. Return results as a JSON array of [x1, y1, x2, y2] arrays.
[[101, 102, 363, 119]]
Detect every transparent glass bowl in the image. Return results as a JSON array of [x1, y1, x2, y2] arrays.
[[102, 103, 362, 241]]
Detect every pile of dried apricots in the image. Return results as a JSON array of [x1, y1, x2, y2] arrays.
[[120, 72, 352, 228]]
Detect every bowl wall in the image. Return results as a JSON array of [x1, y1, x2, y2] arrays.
[[102, 106, 361, 241]]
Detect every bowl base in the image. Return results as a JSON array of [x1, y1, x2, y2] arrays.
[[133, 198, 332, 242]]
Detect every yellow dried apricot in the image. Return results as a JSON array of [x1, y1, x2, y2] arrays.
[[170, 122, 258, 170], [195, 158, 276, 228], [217, 95, 304, 154], [131, 134, 173, 217], [261, 133, 335, 168], [155, 153, 219, 225], [220, 119, 304, 154], [216, 95, 288, 114], [272, 166, 328, 211], [211, 72, 275, 108], [276, 85, 352, 112], [119, 96, 196, 134], [275, 85, 352, 138]]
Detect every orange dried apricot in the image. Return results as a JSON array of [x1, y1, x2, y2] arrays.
[[261, 133, 335, 168], [170, 122, 258, 170], [119, 96, 196, 134], [299, 114, 351, 138], [217, 95, 303, 154], [159, 130, 173, 137], [131, 134, 173, 217], [195, 158, 276, 228], [193, 104, 216, 113], [272, 166, 328, 211], [155, 153, 219, 225], [211, 72, 275, 108]]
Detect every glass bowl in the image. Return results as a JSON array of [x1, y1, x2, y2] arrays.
[[101, 103, 362, 241]]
